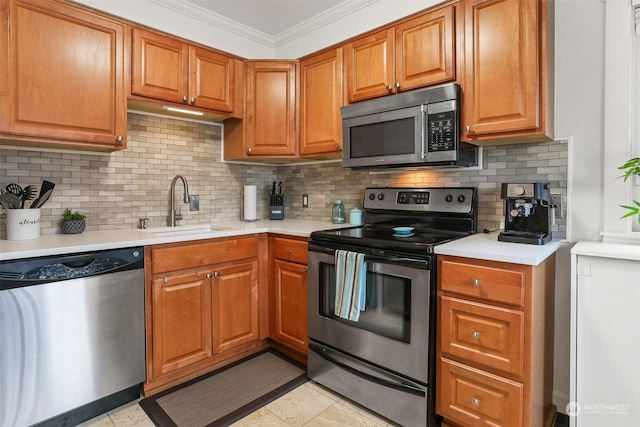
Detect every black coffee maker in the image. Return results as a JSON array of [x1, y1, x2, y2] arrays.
[[498, 182, 553, 245]]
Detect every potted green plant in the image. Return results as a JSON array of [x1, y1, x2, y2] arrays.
[[61, 208, 86, 234], [618, 157, 640, 222]]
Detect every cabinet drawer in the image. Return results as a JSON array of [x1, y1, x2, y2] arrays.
[[439, 258, 526, 306], [273, 237, 308, 265], [438, 358, 523, 427], [151, 236, 258, 273], [440, 296, 524, 377]]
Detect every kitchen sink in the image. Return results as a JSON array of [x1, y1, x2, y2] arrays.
[[141, 224, 234, 235]]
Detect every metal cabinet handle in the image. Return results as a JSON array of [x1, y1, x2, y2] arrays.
[[301, 269, 307, 274], [196, 271, 201, 277], [246, 147, 252, 154], [395, 82, 400, 90], [191, 97, 196, 104], [471, 331, 480, 340], [335, 143, 340, 149], [286, 249, 293, 254], [473, 279, 482, 287], [163, 277, 168, 284], [183, 95, 188, 102], [214, 271, 220, 277], [471, 397, 481, 407], [465, 125, 472, 132], [207, 273, 212, 279], [386, 84, 392, 91], [116, 135, 124, 143]]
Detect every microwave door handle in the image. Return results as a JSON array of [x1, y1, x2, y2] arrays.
[[421, 107, 427, 159], [309, 343, 426, 397]]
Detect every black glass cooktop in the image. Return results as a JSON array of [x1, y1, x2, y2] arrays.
[[310, 225, 471, 254]]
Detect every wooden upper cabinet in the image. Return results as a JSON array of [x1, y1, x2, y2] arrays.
[[244, 61, 298, 157], [461, 0, 552, 144], [300, 48, 343, 157], [0, 0, 127, 150], [345, 29, 395, 103], [132, 28, 188, 104], [189, 46, 235, 112], [395, 5, 455, 92], [132, 28, 234, 113], [345, 5, 455, 103]]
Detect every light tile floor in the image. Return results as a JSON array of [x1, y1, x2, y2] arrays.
[[78, 381, 394, 427]]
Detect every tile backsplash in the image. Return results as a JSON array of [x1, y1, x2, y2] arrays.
[[0, 112, 567, 240]]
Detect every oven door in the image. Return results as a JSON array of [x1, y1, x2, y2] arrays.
[[307, 246, 433, 384]]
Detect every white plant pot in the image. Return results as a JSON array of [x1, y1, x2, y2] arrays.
[[6, 208, 41, 240]]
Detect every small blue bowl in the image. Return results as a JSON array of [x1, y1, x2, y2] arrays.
[[392, 226, 414, 235]]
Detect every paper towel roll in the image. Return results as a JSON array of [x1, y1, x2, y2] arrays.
[[243, 185, 257, 221]]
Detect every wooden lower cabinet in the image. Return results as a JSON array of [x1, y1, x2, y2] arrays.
[[213, 261, 259, 353], [144, 235, 267, 395], [436, 255, 556, 427], [269, 236, 308, 357], [151, 269, 212, 377]]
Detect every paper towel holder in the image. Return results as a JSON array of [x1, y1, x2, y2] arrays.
[[242, 185, 260, 222]]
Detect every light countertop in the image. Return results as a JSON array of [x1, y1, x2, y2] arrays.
[[435, 231, 563, 265], [0, 219, 349, 261], [2, 222, 563, 265]]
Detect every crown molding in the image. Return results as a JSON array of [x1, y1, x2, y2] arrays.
[[274, 0, 379, 47], [148, 0, 275, 47], [148, 0, 380, 50]]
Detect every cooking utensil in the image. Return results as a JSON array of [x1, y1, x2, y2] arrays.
[[0, 193, 23, 209], [20, 185, 36, 208], [30, 180, 55, 209], [5, 183, 22, 196], [30, 188, 53, 209]]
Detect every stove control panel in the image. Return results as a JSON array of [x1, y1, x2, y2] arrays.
[[364, 187, 476, 214]]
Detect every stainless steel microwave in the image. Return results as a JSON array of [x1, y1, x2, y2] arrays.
[[341, 83, 478, 169]]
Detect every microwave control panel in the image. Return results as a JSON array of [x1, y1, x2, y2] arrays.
[[426, 110, 456, 152]]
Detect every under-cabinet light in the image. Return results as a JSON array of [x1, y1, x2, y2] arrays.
[[161, 105, 205, 116]]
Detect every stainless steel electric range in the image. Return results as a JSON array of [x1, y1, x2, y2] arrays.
[[307, 187, 477, 427]]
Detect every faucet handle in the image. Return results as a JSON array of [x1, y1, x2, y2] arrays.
[[139, 217, 149, 229]]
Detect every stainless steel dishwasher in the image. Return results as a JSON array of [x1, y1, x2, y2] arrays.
[[0, 247, 146, 427]]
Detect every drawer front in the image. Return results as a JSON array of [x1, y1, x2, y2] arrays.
[[151, 236, 258, 273], [438, 358, 524, 427], [273, 237, 308, 265], [439, 258, 526, 306], [440, 296, 524, 377]]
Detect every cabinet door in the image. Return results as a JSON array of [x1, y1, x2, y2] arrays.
[[212, 260, 259, 353], [245, 61, 297, 157], [345, 29, 395, 103], [131, 28, 189, 104], [189, 46, 234, 112], [0, 0, 126, 149], [300, 48, 343, 156], [151, 270, 212, 377], [395, 5, 455, 92], [272, 259, 308, 353], [462, 0, 539, 137]]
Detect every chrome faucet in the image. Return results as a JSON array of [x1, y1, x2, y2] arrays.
[[170, 175, 190, 226]]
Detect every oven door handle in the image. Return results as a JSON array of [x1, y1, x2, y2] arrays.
[[309, 248, 429, 269], [309, 343, 426, 397]]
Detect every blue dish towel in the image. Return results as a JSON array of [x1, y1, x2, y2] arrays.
[[334, 250, 367, 322]]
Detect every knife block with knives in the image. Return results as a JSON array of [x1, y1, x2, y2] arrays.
[[270, 181, 284, 220]]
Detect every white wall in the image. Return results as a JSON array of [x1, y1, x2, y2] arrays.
[[554, 0, 606, 412]]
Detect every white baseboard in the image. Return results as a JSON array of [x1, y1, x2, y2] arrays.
[[554, 391, 571, 415]]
